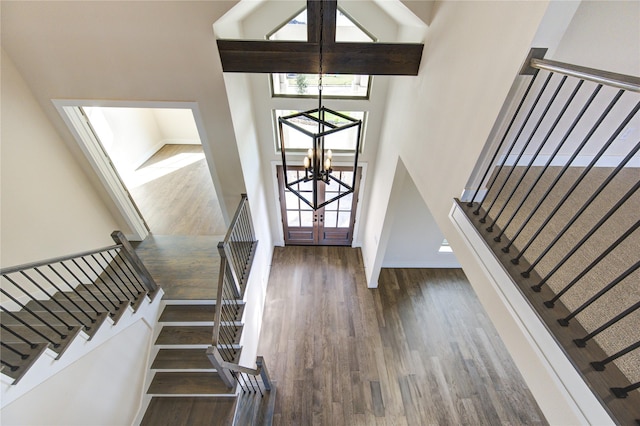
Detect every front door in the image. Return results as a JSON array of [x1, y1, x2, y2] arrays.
[[277, 166, 361, 246]]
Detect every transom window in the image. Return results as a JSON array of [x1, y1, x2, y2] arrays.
[[268, 8, 374, 99]]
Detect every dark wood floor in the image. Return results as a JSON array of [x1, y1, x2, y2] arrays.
[[258, 246, 547, 425], [135, 235, 220, 300]]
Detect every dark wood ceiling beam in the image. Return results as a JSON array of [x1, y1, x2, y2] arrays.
[[307, 0, 337, 44], [217, 40, 423, 75]]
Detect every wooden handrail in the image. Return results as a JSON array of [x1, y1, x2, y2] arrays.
[[206, 346, 272, 391], [0, 245, 122, 275]]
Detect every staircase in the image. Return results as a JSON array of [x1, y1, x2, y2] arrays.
[[0, 231, 159, 386], [139, 300, 275, 424], [139, 194, 275, 425], [139, 301, 240, 425]]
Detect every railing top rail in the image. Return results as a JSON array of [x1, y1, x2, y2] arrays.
[[0, 244, 123, 276], [223, 193, 249, 244], [531, 58, 640, 93]]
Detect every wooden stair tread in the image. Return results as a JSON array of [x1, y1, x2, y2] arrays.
[[25, 298, 126, 313], [151, 349, 214, 370], [155, 325, 241, 346], [140, 396, 237, 426], [159, 304, 215, 322], [147, 372, 234, 395], [0, 343, 50, 382]]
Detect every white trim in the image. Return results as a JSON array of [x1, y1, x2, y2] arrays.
[[54, 102, 148, 241], [53, 100, 231, 234], [449, 202, 614, 426]]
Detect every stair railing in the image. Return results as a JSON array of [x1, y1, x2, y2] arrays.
[[221, 194, 257, 297], [0, 231, 157, 380], [207, 195, 271, 395], [459, 49, 640, 424]]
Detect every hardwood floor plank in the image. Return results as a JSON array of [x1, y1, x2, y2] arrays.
[[258, 247, 547, 425], [130, 144, 226, 236]]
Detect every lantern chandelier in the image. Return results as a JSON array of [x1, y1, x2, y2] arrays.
[[277, 2, 362, 211]]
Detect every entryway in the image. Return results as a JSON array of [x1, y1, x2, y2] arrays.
[[277, 165, 361, 246]]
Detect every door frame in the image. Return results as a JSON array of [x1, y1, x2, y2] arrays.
[[53, 99, 228, 241], [271, 161, 367, 247]]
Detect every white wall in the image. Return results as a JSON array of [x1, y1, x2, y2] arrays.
[[1, 1, 243, 223], [356, 1, 607, 423], [153, 109, 201, 145], [0, 320, 152, 426], [382, 170, 459, 268], [87, 107, 164, 173], [0, 49, 122, 269], [552, 0, 640, 76]]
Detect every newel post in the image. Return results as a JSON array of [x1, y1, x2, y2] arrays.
[[111, 231, 158, 294]]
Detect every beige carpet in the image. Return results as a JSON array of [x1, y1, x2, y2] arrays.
[[479, 165, 639, 387]]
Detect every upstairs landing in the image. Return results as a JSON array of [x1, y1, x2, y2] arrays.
[[134, 235, 224, 300]]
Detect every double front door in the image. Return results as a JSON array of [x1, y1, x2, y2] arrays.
[[277, 166, 361, 246]]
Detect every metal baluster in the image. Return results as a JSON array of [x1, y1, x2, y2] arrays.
[[488, 76, 577, 238], [558, 260, 640, 326], [611, 381, 640, 399], [480, 72, 556, 225], [499, 83, 601, 251], [0, 306, 63, 346], [34, 267, 96, 323], [51, 263, 107, 314], [1, 323, 37, 348], [113, 250, 146, 294], [574, 301, 640, 348], [69, 259, 119, 310], [2, 277, 73, 331], [252, 374, 264, 396], [591, 341, 640, 371], [105, 249, 142, 297], [81, 255, 125, 304], [522, 141, 640, 277], [532, 180, 640, 286], [510, 95, 635, 263], [468, 73, 540, 208], [539, 219, 640, 297], [98, 251, 137, 300], [19, 271, 88, 330], [1, 360, 19, 372], [1, 342, 29, 360]]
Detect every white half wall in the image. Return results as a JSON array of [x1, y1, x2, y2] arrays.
[[0, 319, 153, 426]]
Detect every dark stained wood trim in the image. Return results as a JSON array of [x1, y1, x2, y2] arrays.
[[306, 0, 320, 44], [217, 39, 423, 75], [321, 0, 337, 47]]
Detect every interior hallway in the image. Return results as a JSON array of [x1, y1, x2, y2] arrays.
[[132, 144, 226, 300], [258, 246, 546, 425]]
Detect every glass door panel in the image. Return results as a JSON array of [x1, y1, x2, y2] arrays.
[[277, 166, 361, 246]]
